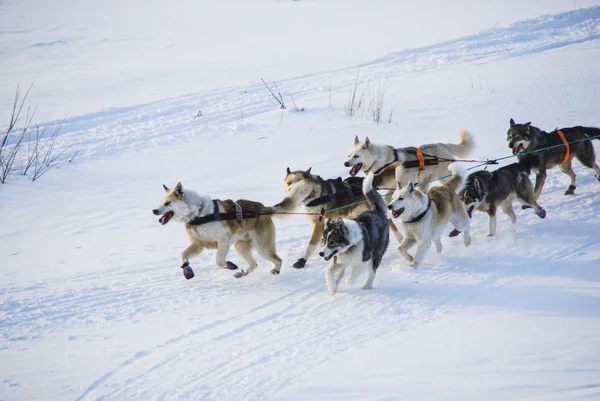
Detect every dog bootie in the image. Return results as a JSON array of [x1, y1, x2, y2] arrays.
[[564, 185, 576, 195], [293, 258, 307, 269], [536, 208, 547, 219], [233, 269, 248, 279], [522, 205, 532, 210], [270, 269, 281, 275], [181, 262, 195, 280], [225, 261, 239, 270], [449, 229, 461, 237]]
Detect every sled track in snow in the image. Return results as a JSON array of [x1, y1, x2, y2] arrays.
[[41, 7, 600, 161]]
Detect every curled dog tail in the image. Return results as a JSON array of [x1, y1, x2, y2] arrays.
[[445, 128, 475, 158], [363, 173, 387, 216], [583, 127, 600, 141], [444, 163, 464, 192]]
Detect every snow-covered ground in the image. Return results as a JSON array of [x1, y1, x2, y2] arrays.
[[1, 1, 600, 400]]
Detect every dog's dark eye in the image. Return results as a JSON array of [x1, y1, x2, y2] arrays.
[[286, 181, 292, 186], [397, 197, 404, 201], [164, 201, 171, 206], [328, 240, 336, 247]]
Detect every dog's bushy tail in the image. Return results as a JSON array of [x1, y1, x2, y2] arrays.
[[445, 128, 474, 158], [583, 127, 600, 141], [444, 163, 464, 192], [363, 173, 387, 216]]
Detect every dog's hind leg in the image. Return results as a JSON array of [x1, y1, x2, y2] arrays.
[[181, 241, 204, 267], [434, 238, 443, 253], [574, 146, 600, 182], [487, 208, 497, 237], [532, 171, 547, 201], [517, 182, 546, 219], [559, 160, 577, 195], [255, 220, 283, 275], [232, 240, 258, 278], [362, 260, 376, 290], [451, 207, 471, 246], [346, 263, 364, 287], [295, 221, 324, 269]]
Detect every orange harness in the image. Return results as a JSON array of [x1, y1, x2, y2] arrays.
[[556, 130, 570, 164], [416, 147, 425, 169]]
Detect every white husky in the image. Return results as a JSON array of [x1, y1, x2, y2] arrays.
[[344, 129, 474, 192], [387, 166, 471, 268]]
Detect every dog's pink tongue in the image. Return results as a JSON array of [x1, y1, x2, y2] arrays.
[[349, 163, 362, 177]]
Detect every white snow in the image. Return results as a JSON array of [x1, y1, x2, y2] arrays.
[[1, 1, 600, 400]]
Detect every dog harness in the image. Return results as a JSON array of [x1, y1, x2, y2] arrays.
[[186, 200, 263, 227], [555, 130, 570, 164], [404, 196, 431, 224], [304, 178, 363, 207]]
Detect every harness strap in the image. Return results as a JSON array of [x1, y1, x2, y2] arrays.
[[404, 197, 431, 224], [416, 147, 425, 170], [187, 201, 260, 227], [373, 148, 399, 175], [556, 130, 570, 164], [212, 200, 221, 221]]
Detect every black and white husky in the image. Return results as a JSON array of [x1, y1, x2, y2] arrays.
[[459, 163, 546, 237], [318, 173, 389, 295]]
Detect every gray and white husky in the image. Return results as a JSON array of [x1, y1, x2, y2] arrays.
[[507, 119, 600, 197], [344, 129, 474, 192], [388, 166, 471, 268], [318, 173, 390, 295], [459, 163, 546, 237]]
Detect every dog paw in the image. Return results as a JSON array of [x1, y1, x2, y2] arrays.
[[182, 266, 195, 280], [292, 258, 307, 269], [521, 205, 532, 210], [564, 185, 576, 195], [361, 284, 372, 290], [233, 269, 248, 278], [345, 277, 356, 286], [224, 261, 239, 270], [270, 269, 280, 275], [329, 289, 337, 296], [409, 261, 419, 269], [448, 229, 461, 237], [464, 237, 472, 247], [536, 208, 546, 219], [486, 233, 495, 237]]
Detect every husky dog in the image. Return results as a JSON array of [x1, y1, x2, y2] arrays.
[[273, 166, 401, 269], [507, 119, 600, 197], [152, 183, 282, 279], [318, 173, 389, 295], [344, 129, 474, 192], [388, 166, 471, 268], [459, 163, 546, 237]]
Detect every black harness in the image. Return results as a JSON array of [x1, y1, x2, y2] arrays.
[[186, 200, 264, 227], [304, 178, 363, 207], [404, 197, 431, 224], [373, 147, 441, 175]]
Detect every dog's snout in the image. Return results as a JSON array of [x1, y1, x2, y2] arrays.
[[319, 252, 325, 257], [152, 209, 160, 215], [343, 161, 350, 167]]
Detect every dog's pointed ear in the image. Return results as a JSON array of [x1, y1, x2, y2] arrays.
[[474, 178, 480, 191], [286, 167, 291, 175], [510, 118, 515, 127], [175, 182, 183, 196], [525, 121, 531, 126], [163, 184, 169, 192], [354, 135, 360, 145], [305, 167, 312, 175], [407, 180, 415, 193], [364, 137, 370, 149]]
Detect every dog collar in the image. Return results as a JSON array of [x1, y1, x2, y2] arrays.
[[404, 196, 431, 224]]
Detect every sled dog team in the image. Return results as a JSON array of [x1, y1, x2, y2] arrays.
[[152, 119, 600, 294]]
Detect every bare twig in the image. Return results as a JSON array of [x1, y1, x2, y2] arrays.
[[261, 78, 286, 109], [193, 110, 202, 119]]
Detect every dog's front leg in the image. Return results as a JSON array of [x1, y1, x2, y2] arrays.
[[387, 218, 403, 243], [326, 261, 343, 295], [487, 206, 497, 237], [294, 221, 324, 269], [398, 237, 416, 263], [215, 238, 238, 270], [411, 238, 432, 268], [181, 241, 204, 267], [533, 171, 547, 200]]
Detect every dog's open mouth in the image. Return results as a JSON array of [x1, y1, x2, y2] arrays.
[[323, 250, 338, 261], [349, 163, 363, 177], [467, 206, 474, 218], [159, 211, 174, 225], [391, 207, 404, 218], [512, 144, 526, 155]]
